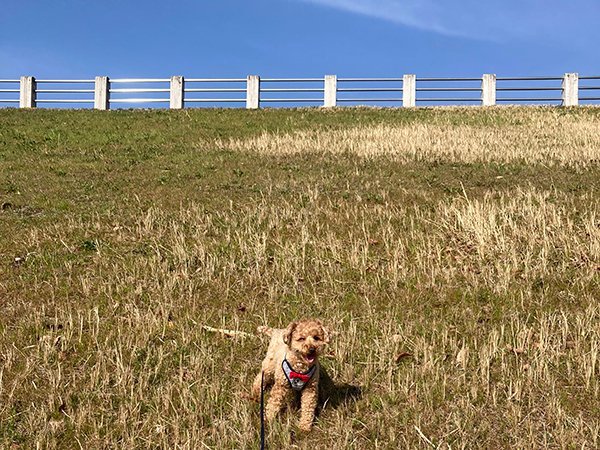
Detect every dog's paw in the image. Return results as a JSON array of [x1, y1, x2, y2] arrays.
[[298, 421, 313, 433]]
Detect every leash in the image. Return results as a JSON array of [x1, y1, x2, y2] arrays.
[[260, 371, 265, 450]]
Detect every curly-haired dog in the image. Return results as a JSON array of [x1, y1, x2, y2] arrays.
[[251, 319, 330, 432]]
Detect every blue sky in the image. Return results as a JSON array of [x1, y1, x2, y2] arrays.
[[1, 0, 599, 78]]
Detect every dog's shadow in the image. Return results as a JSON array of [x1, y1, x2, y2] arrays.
[[317, 366, 362, 412]]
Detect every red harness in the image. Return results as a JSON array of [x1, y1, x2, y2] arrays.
[[282, 358, 317, 391], [289, 371, 311, 383]]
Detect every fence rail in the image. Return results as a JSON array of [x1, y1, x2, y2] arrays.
[[1, 73, 598, 109]]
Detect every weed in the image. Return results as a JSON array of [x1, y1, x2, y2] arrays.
[[0, 107, 598, 448]]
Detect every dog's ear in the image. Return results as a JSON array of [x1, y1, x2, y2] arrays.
[[314, 319, 331, 344], [283, 321, 297, 346]]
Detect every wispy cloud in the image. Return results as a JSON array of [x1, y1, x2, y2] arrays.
[[297, 0, 600, 42], [299, 0, 456, 36]]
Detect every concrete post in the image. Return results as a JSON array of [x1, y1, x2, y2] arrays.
[[246, 75, 260, 109], [324, 75, 337, 107], [402, 74, 416, 107], [562, 73, 578, 106], [481, 74, 496, 106], [170, 76, 184, 109], [94, 76, 109, 110], [19, 76, 36, 108]]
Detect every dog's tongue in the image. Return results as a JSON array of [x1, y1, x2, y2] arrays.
[[306, 355, 316, 364]]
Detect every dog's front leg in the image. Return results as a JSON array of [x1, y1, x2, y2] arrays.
[[265, 382, 291, 421], [298, 384, 318, 431]]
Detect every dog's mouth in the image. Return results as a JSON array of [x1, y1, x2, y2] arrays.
[[304, 350, 317, 364]]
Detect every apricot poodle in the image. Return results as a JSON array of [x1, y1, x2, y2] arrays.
[[251, 319, 330, 432]]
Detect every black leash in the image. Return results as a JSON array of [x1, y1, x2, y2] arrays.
[[260, 371, 265, 450]]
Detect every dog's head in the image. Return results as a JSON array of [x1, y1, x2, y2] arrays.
[[283, 319, 330, 365]]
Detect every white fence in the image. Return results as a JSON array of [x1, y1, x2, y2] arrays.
[[1, 73, 599, 109]]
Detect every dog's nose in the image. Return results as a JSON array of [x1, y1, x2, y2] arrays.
[[308, 347, 316, 355]]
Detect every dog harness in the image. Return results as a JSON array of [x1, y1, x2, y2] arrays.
[[282, 357, 317, 391]]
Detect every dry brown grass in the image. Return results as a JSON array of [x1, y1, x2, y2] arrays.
[[0, 107, 599, 448], [218, 107, 600, 167]]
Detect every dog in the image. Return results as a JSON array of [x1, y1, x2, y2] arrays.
[[251, 319, 330, 432]]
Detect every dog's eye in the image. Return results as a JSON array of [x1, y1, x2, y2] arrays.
[[313, 336, 320, 341], [297, 337, 305, 341]]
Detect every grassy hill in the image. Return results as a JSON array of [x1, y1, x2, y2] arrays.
[[1, 107, 599, 448]]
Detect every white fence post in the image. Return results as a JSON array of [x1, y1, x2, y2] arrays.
[[19, 76, 36, 108], [562, 73, 578, 106], [170, 76, 184, 109], [402, 74, 416, 107], [324, 75, 337, 107], [246, 75, 260, 109], [94, 76, 109, 110], [482, 74, 496, 106]]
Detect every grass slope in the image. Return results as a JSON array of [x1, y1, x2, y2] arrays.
[[0, 107, 599, 449]]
